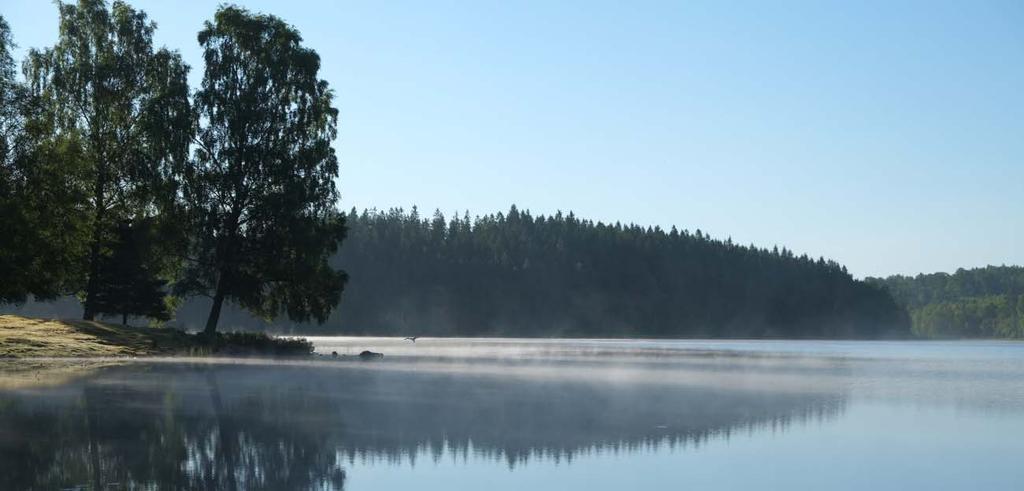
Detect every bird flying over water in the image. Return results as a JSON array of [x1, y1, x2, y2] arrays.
[[404, 336, 418, 343]]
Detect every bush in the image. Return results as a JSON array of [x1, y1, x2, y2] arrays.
[[196, 331, 315, 357]]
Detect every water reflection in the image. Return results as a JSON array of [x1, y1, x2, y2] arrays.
[[0, 365, 347, 490], [0, 358, 846, 490]]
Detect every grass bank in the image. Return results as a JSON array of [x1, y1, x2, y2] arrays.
[[0, 315, 313, 358]]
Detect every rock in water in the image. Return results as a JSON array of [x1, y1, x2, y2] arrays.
[[358, 350, 383, 360]]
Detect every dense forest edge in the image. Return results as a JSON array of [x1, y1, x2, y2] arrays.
[[178, 208, 1024, 339], [322, 207, 910, 339], [10, 207, 914, 340], [867, 266, 1024, 339], [10, 208, 1023, 340]]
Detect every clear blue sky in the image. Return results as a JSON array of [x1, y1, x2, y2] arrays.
[[4, 0, 1022, 278]]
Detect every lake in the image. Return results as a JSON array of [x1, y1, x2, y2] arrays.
[[2, 338, 1023, 490]]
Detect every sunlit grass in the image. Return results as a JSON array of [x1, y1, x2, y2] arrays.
[[0, 314, 314, 358], [0, 314, 194, 358]]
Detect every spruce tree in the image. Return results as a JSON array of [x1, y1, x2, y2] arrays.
[[90, 221, 171, 325]]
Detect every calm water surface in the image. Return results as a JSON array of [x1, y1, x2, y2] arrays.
[[2, 338, 1023, 490]]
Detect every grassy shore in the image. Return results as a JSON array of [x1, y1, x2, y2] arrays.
[[0, 315, 313, 358]]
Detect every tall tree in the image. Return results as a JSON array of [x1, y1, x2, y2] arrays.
[[0, 15, 89, 303], [179, 6, 347, 333], [23, 0, 191, 319]]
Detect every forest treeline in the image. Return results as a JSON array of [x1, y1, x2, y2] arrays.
[[332, 207, 911, 337], [168, 207, 908, 338], [867, 266, 1024, 338]]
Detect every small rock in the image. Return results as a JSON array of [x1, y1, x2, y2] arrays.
[[358, 350, 383, 360]]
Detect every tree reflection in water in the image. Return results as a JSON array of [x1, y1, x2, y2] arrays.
[[0, 360, 846, 489]]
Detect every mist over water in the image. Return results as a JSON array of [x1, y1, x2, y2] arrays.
[[1, 339, 1023, 490]]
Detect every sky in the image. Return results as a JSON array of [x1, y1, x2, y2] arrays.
[[3, 0, 1022, 278]]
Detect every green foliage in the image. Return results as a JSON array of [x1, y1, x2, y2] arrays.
[[204, 332, 315, 357], [0, 16, 17, 171], [909, 295, 1023, 339], [869, 266, 1024, 338], [0, 15, 90, 303], [22, 0, 191, 319], [868, 266, 1024, 309], [178, 5, 346, 333]]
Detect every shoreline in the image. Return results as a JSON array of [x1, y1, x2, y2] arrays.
[[0, 315, 314, 359], [3, 314, 1017, 360]]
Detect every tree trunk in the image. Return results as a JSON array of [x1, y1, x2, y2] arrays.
[[82, 207, 105, 321], [82, 239, 101, 320], [82, 165, 106, 321], [205, 276, 227, 334], [206, 210, 240, 334]]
